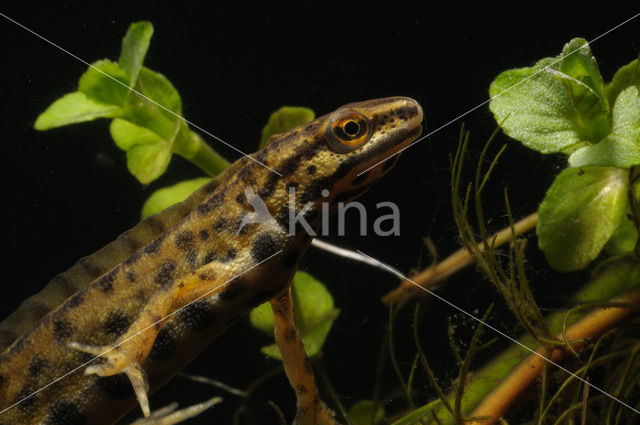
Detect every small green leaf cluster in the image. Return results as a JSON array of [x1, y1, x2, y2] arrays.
[[489, 39, 640, 272], [35, 21, 228, 184]]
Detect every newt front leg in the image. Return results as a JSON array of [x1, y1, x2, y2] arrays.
[[69, 262, 230, 418], [271, 286, 340, 425]]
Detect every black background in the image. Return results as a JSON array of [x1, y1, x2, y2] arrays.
[[1, 2, 639, 424]]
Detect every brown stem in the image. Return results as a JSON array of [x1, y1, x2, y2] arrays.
[[382, 213, 539, 305], [466, 286, 640, 425]]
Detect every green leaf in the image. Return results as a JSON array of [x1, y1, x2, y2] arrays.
[[34, 92, 121, 130], [606, 59, 640, 107], [126, 141, 173, 185], [110, 116, 178, 184], [249, 271, 339, 360], [141, 177, 211, 219], [124, 67, 182, 140], [537, 166, 628, 272], [349, 400, 385, 425], [110, 118, 163, 151], [605, 215, 638, 255], [78, 59, 130, 106], [110, 116, 181, 184], [558, 38, 608, 111], [489, 58, 583, 153], [489, 39, 609, 153], [568, 86, 640, 168], [119, 21, 153, 85], [260, 106, 315, 147]]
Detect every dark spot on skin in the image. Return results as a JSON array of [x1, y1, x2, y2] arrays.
[[203, 250, 217, 264], [220, 247, 237, 263], [197, 192, 225, 215], [78, 258, 102, 278], [219, 277, 247, 301], [126, 271, 136, 282], [53, 318, 73, 341], [28, 356, 48, 376], [148, 326, 177, 361], [104, 309, 130, 337], [301, 176, 333, 204], [143, 236, 164, 255], [178, 300, 217, 331], [278, 153, 303, 176], [236, 192, 246, 204], [272, 302, 287, 317], [258, 173, 280, 198], [213, 217, 228, 233], [16, 387, 36, 411], [199, 270, 216, 281], [304, 357, 314, 374], [97, 269, 117, 293], [50, 274, 76, 297], [203, 181, 219, 193], [333, 160, 355, 180], [199, 229, 210, 241], [150, 314, 162, 331], [297, 384, 308, 394], [251, 233, 278, 262], [282, 250, 302, 269], [155, 260, 176, 287], [306, 165, 316, 175], [174, 231, 194, 250], [284, 327, 297, 343], [237, 164, 253, 182], [47, 399, 85, 425], [123, 251, 142, 266], [146, 215, 166, 234], [185, 250, 198, 268], [299, 141, 322, 161], [66, 292, 85, 309], [119, 233, 141, 253], [351, 171, 368, 186], [96, 373, 134, 399]]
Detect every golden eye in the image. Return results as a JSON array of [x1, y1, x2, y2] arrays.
[[326, 111, 371, 153]]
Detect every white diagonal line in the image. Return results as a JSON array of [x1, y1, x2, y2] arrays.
[[0, 11, 282, 177], [357, 10, 640, 176], [356, 249, 640, 416], [0, 250, 282, 416]]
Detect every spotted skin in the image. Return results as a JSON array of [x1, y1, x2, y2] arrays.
[[0, 97, 423, 424]]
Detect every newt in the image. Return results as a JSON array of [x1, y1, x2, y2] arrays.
[[0, 96, 423, 425]]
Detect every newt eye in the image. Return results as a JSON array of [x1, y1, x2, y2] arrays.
[[326, 111, 372, 153]]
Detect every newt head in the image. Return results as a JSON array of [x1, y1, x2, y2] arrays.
[[256, 96, 423, 214]]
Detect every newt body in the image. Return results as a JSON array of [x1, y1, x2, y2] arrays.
[[0, 97, 422, 424]]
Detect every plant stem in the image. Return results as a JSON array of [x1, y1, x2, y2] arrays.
[[467, 285, 640, 425], [382, 212, 539, 305], [173, 124, 230, 177], [392, 258, 640, 425]]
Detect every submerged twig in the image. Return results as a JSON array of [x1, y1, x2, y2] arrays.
[[382, 212, 538, 305], [467, 286, 640, 425]]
